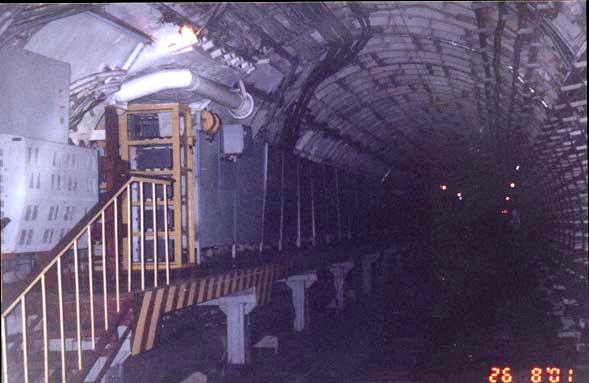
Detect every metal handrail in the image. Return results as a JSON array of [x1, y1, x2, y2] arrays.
[[1, 175, 173, 383]]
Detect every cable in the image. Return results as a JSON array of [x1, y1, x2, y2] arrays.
[[281, 4, 371, 150]]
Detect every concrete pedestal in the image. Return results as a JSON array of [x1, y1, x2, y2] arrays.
[[362, 253, 380, 295], [284, 272, 317, 332], [201, 288, 257, 365], [329, 261, 353, 309]]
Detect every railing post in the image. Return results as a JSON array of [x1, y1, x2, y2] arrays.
[[73, 241, 82, 370], [114, 196, 120, 312], [164, 184, 170, 285], [152, 182, 158, 287], [57, 257, 66, 383], [87, 226, 95, 349], [21, 296, 29, 383], [140, 181, 145, 290], [41, 275, 49, 383], [127, 184, 132, 292], [101, 210, 109, 330]]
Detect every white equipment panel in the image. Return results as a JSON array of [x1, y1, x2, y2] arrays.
[[0, 134, 99, 253]]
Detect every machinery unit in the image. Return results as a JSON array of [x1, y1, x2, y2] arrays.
[[0, 134, 99, 254]]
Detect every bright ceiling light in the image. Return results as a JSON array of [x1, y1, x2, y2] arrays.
[[457, 192, 462, 197], [515, 164, 520, 171], [505, 196, 510, 201], [510, 182, 515, 188], [180, 24, 198, 45], [440, 184, 447, 191], [155, 23, 199, 54]]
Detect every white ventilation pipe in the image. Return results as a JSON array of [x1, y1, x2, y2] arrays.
[[113, 69, 255, 119]]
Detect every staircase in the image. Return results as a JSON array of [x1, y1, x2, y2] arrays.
[[1, 175, 174, 383]]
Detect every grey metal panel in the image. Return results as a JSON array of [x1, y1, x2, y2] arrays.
[[282, 152, 298, 249], [197, 131, 235, 248], [262, 146, 283, 247], [235, 132, 264, 245], [0, 48, 70, 144], [195, 128, 387, 249]]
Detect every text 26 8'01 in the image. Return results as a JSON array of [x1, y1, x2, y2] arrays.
[[488, 367, 574, 382]]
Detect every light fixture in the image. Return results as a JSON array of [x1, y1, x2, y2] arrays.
[[510, 182, 515, 188], [505, 196, 510, 201], [440, 184, 447, 191], [179, 24, 198, 45], [457, 192, 462, 197], [515, 164, 520, 171], [155, 23, 200, 55]]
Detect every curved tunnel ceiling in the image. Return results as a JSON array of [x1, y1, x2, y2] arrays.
[[0, 2, 587, 275]]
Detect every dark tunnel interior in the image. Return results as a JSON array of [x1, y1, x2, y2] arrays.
[[0, 2, 587, 383]]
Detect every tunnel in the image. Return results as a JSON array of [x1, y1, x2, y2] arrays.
[[0, 2, 587, 383]]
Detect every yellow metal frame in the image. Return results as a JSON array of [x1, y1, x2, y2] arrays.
[[119, 103, 195, 269]]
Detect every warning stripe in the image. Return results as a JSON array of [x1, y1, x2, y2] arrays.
[[227, 271, 236, 294], [256, 266, 268, 304], [237, 269, 245, 291], [164, 285, 176, 313], [132, 261, 315, 355], [264, 267, 275, 305], [145, 288, 165, 350], [215, 274, 224, 298], [176, 282, 187, 310], [197, 278, 206, 303], [206, 276, 215, 301], [132, 291, 152, 355], [222, 273, 231, 295], [245, 269, 252, 290], [187, 280, 197, 306]]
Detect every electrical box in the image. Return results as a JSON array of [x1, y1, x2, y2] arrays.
[[221, 124, 245, 155], [0, 48, 70, 144]]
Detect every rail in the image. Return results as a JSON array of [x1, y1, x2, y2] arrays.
[[1, 175, 174, 383]]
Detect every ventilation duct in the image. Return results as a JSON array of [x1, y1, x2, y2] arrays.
[[113, 69, 255, 119]]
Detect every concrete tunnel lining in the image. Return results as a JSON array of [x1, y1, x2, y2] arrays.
[[0, 2, 587, 382]]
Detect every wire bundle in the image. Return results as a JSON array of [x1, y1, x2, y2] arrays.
[[281, 3, 372, 150]]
